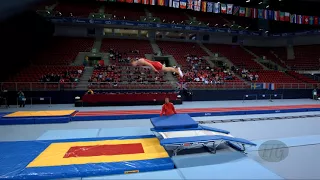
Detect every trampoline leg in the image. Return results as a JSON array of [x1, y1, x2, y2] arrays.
[[207, 141, 222, 154], [172, 146, 183, 156], [207, 146, 217, 154]]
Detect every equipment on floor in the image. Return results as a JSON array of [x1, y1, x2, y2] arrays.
[[150, 114, 256, 156]]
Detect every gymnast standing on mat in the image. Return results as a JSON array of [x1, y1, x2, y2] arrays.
[[160, 97, 177, 116], [130, 58, 184, 77]]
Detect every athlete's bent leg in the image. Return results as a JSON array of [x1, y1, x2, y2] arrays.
[[162, 67, 183, 77]]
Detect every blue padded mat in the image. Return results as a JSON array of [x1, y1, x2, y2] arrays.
[[37, 129, 100, 140], [151, 114, 198, 130], [0, 135, 174, 180], [0, 117, 70, 125], [83, 169, 183, 180], [175, 152, 283, 179]]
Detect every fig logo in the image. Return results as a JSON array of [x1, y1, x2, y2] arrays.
[[258, 140, 289, 162]]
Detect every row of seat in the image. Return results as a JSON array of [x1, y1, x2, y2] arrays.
[[82, 92, 179, 103]]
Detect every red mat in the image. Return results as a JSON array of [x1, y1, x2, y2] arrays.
[[76, 104, 320, 116], [64, 143, 144, 158]]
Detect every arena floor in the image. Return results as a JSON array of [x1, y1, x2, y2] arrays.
[[0, 99, 320, 179]]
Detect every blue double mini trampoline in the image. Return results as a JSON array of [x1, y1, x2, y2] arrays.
[[150, 114, 256, 156]]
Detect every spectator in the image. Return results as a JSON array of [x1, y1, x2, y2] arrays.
[[59, 78, 65, 91], [17, 90, 26, 108], [313, 87, 318, 100], [86, 89, 94, 95], [160, 97, 177, 116]]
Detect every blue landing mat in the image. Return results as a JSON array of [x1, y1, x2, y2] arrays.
[[0, 111, 76, 125], [0, 135, 174, 180], [151, 114, 198, 130], [173, 152, 283, 179]]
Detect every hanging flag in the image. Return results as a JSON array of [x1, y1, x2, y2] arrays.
[[252, 8, 257, 18], [118, 0, 126, 2], [233, 6, 239, 16], [173, 0, 179, 8], [201, 1, 207, 12], [227, 4, 233, 14], [309, 16, 314, 25], [193, 0, 201, 11], [164, 0, 170, 6], [213, 3, 220, 13], [284, 12, 290, 21], [176, 82, 187, 90], [263, 10, 268, 19], [268, 10, 274, 20], [245, 8, 251, 17], [279, 12, 285, 21], [314, 16, 318, 25], [142, 0, 149, 4], [206, 2, 213, 12], [239, 7, 245, 17], [258, 9, 263, 19], [303, 16, 309, 24], [156, 0, 164, 6], [290, 14, 296, 23], [274, 11, 279, 21], [179, 0, 186, 8], [297, 15, 303, 24], [220, 3, 227, 13], [126, 0, 133, 3], [187, 0, 193, 10]]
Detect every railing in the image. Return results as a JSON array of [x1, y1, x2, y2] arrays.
[[0, 82, 319, 91]]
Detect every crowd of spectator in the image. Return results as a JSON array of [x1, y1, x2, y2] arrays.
[[39, 69, 83, 83], [89, 65, 120, 83], [108, 48, 140, 63], [238, 68, 259, 81], [175, 55, 237, 85], [124, 66, 164, 83]]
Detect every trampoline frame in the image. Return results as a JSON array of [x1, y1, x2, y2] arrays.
[[153, 131, 247, 156]]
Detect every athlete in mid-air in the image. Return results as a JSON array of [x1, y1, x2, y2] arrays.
[[130, 58, 184, 77]]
